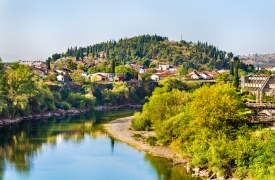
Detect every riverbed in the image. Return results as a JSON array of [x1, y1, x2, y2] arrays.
[[0, 109, 200, 180]]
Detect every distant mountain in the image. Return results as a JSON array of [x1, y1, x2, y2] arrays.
[[240, 53, 275, 67], [0, 53, 26, 62]]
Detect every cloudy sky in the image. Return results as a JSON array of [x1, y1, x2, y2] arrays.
[[0, 0, 274, 62]]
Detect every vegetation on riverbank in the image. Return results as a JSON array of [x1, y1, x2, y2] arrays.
[[0, 58, 95, 120], [132, 78, 275, 179]]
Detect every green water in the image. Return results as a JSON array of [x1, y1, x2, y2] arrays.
[[0, 109, 200, 180]]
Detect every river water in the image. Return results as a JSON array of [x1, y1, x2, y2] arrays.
[[0, 109, 200, 180]]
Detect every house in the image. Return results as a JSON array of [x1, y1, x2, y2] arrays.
[[151, 74, 160, 81], [150, 73, 175, 81], [187, 70, 219, 80], [200, 72, 211, 80], [158, 64, 177, 73], [19, 60, 45, 66], [130, 64, 148, 74], [190, 70, 201, 79], [30, 66, 47, 78], [57, 74, 70, 84], [57, 74, 64, 82], [56, 68, 68, 75], [90, 74, 108, 82], [206, 71, 219, 79], [94, 72, 114, 81]]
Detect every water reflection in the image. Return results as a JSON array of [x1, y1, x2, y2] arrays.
[[0, 109, 200, 180], [0, 110, 135, 180]]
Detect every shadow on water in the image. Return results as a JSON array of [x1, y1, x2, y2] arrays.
[[0, 109, 200, 180]]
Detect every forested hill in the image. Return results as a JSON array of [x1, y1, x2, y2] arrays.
[[48, 35, 235, 71]]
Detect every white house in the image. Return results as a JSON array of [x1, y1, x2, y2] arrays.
[[57, 74, 64, 81], [151, 74, 160, 81], [190, 70, 201, 79], [200, 72, 211, 80]]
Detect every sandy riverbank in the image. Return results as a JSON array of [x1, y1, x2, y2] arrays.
[[104, 116, 187, 164], [104, 117, 237, 180]]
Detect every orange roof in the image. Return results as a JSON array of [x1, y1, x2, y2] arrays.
[[156, 73, 175, 77], [75, 61, 85, 66]]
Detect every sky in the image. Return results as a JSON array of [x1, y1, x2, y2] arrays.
[[0, 0, 274, 62]]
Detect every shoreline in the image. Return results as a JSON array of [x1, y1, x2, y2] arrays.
[[0, 108, 91, 126], [104, 116, 235, 180], [0, 104, 142, 126], [104, 116, 187, 163]]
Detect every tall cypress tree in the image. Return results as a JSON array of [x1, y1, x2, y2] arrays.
[[230, 61, 234, 76], [232, 57, 240, 89], [111, 59, 115, 74]]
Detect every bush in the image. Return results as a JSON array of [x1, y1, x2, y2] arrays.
[[146, 136, 157, 146], [66, 93, 95, 109], [59, 101, 71, 110], [131, 112, 151, 131]]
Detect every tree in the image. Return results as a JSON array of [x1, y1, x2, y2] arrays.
[[66, 59, 77, 71], [71, 72, 85, 85], [115, 65, 137, 81], [229, 61, 234, 76], [45, 57, 51, 69], [232, 57, 240, 89], [215, 72, 231, 83], [110, 59, 116, 73]]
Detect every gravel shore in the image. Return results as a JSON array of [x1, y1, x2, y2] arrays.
[[104, 116, 187, 165]]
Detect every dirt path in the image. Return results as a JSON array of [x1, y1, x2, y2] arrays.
[[104, 116, 187, 165]]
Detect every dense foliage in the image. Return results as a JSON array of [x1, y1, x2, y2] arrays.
[[0, 59, 95, 119], [48, 35, 255, 72], [134, 78, 275, 179]]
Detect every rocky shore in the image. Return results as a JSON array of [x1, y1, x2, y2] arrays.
[[104, 117, 236, 180], [0, 108, 90, 126]]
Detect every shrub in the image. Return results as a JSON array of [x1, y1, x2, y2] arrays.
[[59, 101, 71, 110], [131, 112, 151, 131], [146, 136, 157, 146]]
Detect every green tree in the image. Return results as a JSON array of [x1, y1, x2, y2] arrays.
[[110, 59, 116, 74], [232, 57, 240, 89], [71, 72, 85, 85], [66, 59, 77, 71]]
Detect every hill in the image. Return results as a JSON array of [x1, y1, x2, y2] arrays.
[[240, 53, 275, 67], [47, 35, 237, 72]]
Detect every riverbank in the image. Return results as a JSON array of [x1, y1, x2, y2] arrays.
[[0, 108, 90, 126], [0, 104, 142, 126], [94, 104, 142, 111], [104, 117, 237, 180]]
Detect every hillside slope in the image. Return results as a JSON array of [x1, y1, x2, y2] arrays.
[[48, 35, 236, 72]]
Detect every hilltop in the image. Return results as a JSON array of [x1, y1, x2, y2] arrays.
[[47, 34, 235, 72]]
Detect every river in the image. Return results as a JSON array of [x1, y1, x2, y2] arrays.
[[0, 109, 200, 180]]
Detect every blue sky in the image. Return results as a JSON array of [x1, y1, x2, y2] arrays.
[[0, 0, 274, 62]]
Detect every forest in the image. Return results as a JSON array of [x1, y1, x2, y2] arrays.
[[131, 78, 275, 179], [46, 34, 254, 73]]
